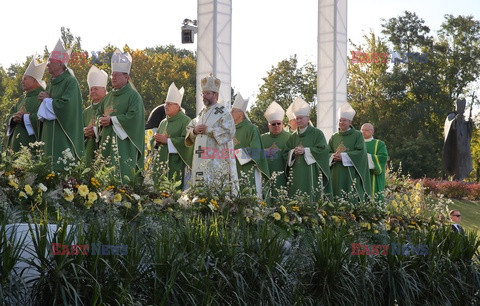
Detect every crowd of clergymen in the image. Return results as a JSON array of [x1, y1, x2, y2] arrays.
[[7, 39, 388, 203]]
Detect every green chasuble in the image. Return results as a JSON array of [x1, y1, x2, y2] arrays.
[[156, 111, 193, 188], [261, 130, 290, 199], [82, 100, 104, 167], [234, 119, 270, 197], [284, 126, 332, 202], [42, 70, 84, 170], [6, 87, 43, 152], [365, 138, 388, 196], [98, 83, 145, 183], [328, 127, 371, 202]]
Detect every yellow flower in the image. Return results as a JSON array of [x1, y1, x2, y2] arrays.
[[8, 180, 19, 189], [146, 129, 154, 137], [63, 189, 74, 202], [386, 223, 391, 231], [391, 200, 398, 208], [414, 195, 421, 203], [153, 199, 163, 205], [119, 189, 126, 194], [138, 203, 143, 212], [280, 205, 287, 214], [19, 191, 27, 199], [210, 199, 219, 209], [24, 185, 33, 196], [258, 201, 266, 207], [78, 185, 89, 197], [105, 185, 115, 191], [373, 230, 379, 234], [161, 192, 170, 197], [124, 202, 132, 209], [273, 212, 281, 220], [88, 192, 98, 202], [403, 194, 409, 202], [283, 215, 290, 223], [198, 198, 206, 203], [113, 193, 122, 202], [321, 210, 327, 217], [90, 177, 101, 188], [415, 182, 422, 190], [85, 201, 93, 209], [245, 216, 250, 223], [291, 205, 300, 212], [46, 173, 55, 180], [360, 222, 369, 228]]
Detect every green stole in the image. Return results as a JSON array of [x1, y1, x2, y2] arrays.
[[261, 130, 290, 198], [7, 87, 42, 152], [234, 119, 270, 191], [284, 125, 332, 201], [42, 70, 84, 170], [328, 127, 371, 202], [365, 138, 388, 196], [98, 83, 145, 183], [83, 99, 104, 167], [156, 111, 193, 186]]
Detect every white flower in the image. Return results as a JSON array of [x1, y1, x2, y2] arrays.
[[38, 183, 48, 192]]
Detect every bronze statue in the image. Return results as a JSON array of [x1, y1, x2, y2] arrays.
[[442, 98, 474, 181]]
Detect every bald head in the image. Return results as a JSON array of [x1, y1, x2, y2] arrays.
[[361, 123, 374, 140]]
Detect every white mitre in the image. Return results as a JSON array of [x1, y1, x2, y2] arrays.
[[49, 39, 72, 66], [286, 103, 296, 121], [200, 73, 221, 92], [87, 65, 108, 89], [24, 58, 47, 89], [232, 92, 250, 120], [165, 82, 185, 106], [338, 102, 356, 121], [264, 101, 285, 122], [292, 97, 310, 117], [111, 48, 132, 74]]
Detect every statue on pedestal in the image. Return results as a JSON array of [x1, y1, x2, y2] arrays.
[[442, 98, 474, 181]]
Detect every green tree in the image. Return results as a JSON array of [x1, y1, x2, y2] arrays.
[[249, 55, 317, 134], [350, 12, 480, 179]]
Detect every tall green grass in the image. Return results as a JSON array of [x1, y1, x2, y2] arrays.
[[1, 211, 479, 305]]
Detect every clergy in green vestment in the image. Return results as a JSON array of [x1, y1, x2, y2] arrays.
[[328, 102, 371, 202], [261, 101, 290, 200], [98, 49, 145, 184], [153, 82, 193, 189], [83, 66, 107, 167], [37, 39, 84, 170], [231, 93, 270, 199], [6, 58, 47, 152], [284, 97, 332, 202], [361, 123, 388, 197]]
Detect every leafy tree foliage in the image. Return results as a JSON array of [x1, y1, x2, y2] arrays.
[[350, 12, 480, 178], [248, 55, 317, 134]]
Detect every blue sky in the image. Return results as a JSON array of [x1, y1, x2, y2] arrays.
[[1, 0, 479, 104]]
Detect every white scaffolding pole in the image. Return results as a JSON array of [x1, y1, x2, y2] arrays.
[[196, 0, 232, 114], [317, 0, 347, 141]]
